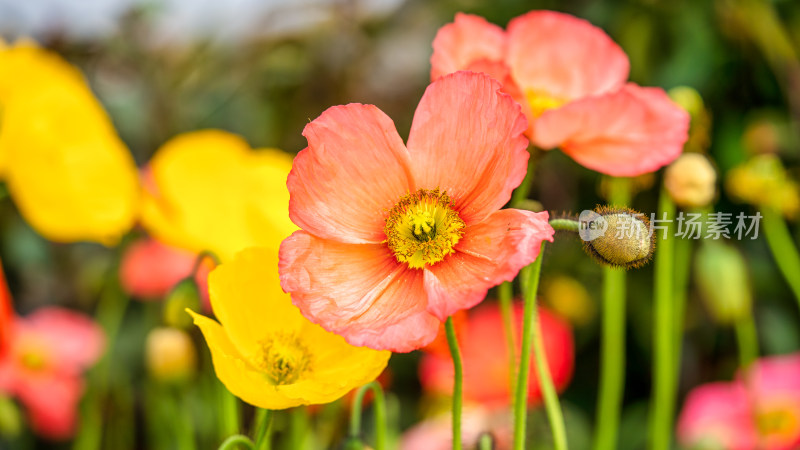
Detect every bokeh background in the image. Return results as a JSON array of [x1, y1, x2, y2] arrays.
[[1, 0, 799, 449]]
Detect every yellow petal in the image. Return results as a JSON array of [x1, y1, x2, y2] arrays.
[[187, 310, 304, 409], [207, 246, 307, 359], [141, 130, 296, 262], [0, 42, 139, 244]]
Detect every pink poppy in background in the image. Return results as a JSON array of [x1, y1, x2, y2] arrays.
[[0, 307, 104, 440], [400, 406, 512, 450], [279, 71, 554, 352], [677, 353, 800, 450], [430, 11, 689, 177], [119, 238, 211, 308], [419, 302, 574, 408], [0, 261, 13, 355]]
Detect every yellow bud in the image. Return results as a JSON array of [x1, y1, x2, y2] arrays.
[[664, 153, 717, 209], [145, 327, 197, 383], [726, 155, 800, 219], [694, 241, 751, 325], [543, 276, 595, 327], [579, 207, 656, 269], [0, 395, 21, 438], [668, 86, 705, 119]]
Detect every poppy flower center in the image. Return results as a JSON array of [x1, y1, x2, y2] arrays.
[[757, 406, 800, 441], [525, 89, 568, 118], [256, 333, 311, 386], [384, 188, 465, 269]]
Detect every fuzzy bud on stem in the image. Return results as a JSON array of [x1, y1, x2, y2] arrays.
[[578, 207, 656, 269]]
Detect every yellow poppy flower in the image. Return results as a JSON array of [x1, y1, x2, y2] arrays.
[[141, 130, 296, 262], [0, 40, 139, 244], [188, 247, 390, 408]]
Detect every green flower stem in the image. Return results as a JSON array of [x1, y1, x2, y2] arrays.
[[218, 435, 254, 450], [593, 266, 626, 450], [478, 434, 494, 450], [649, 190, 676, 450], [445, 317, 463, 450], [672, 237, 692, 377], [515, 243, 567, 450], [735, 315, 759, 368], [510, 147, 536, 208], [219, 387, 240, 440], [762, 208, 800, 312], [498, 281, 517, 401], [593, 176, 630, 450], [349, 381, 388, 450], [549, 219, 580, 233], [253, 409, 273, 450]]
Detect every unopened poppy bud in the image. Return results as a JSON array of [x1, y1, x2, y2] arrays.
[[694, 241, 751, 325], [145, 327, 196, 382], [579, 207, 655, 269], [664, 153, 717, 209], [164, 277, 201, 329], [0, 395, 21, 438]]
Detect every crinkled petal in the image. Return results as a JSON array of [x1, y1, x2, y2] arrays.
[[188, 311, 303, 410], [533, 84, 689, 176], [207, 247, 306, 360], [25, 307, 104, 373], [424, 209, 553, 320], [279, 231, 438, 352], [430, 13, 507, 80], [406, 72, 529, 225], [289, 105, 414, 244], [141, 130, 296, 262], [506, 10, 629, 100]]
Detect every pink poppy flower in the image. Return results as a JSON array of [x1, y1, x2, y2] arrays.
[[419, 302, 574, 409], [677, 353, 800, 450], [119, 238, 211, 307], [430, 11, 689, 176], [0, 307, 104, 440], [279, 71, 554, 352], [400, 406, 512, 450]]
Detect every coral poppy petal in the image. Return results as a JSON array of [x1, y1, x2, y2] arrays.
[[279, 231, 438, 352], [406, 72, 529, 225], [25, 307, 104, 373], [506, 10, 629, 100], [424, 209, 554, 320], [16, 373, 83, 440], [290, 104, 414, 244], [676, 382, 758, 450], [533, 84, 689, 176], [430, 13, 507, 80]]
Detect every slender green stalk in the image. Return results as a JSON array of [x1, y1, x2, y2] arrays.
[[593, 177, 630, 450], [510, 148, 536, 207], [349, 381, 388, 450], [593, 267, 626, 450], [445, 317, 463, 450], [649, 191, 676, 450], [498, 281, 517, 400], [218, 435, 254, 450], [253, 409, 273, 450], [762, 208, 800, 311], [515, 243, 567, 450], [219, 387, 240, 439], [735, 316, 759, 368], [478, 434, 494, 450], [672, 237, 692, 377], [549, 219, 580, 233]]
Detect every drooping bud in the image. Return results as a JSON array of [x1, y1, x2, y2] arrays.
[[145, 327, 197, 382], [694, 241, 752, 325], [164, 277, 201, 329], [578, 207, 656, 269], [664, 153, 717, 209]]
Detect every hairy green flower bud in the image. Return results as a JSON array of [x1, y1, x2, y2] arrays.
[[165, 277, 201, 329], [579, 206, 656, 269]]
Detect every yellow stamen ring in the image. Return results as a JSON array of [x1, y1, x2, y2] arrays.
[[384, 189, 465, 269]]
